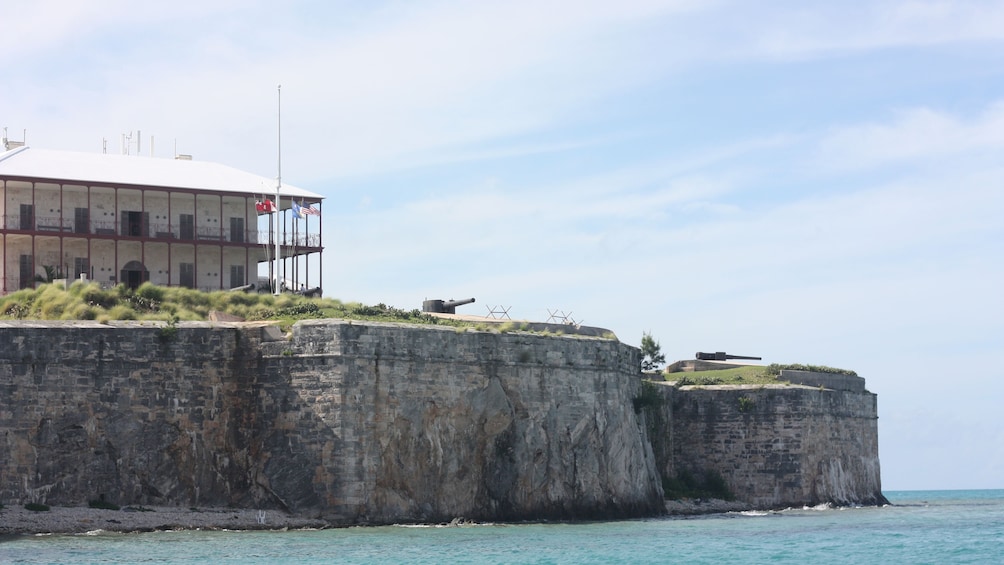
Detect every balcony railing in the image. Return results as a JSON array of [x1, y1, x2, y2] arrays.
[[257, 231, 321, 248], [1, 216, 319, 248]]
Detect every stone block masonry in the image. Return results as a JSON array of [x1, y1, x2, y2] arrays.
[[649, 383, 886, 508]]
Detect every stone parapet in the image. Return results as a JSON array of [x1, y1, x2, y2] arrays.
[[779, 369, 866, 392]]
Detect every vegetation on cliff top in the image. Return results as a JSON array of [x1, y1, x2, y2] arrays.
[[0, 281, 456, 328], [640, 331, 666, 372], [0, 282, 619, 340], [663, 362, 857, 386]]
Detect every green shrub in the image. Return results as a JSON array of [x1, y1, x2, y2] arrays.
[[25, 502, 50, 511], [2, 299, 31, 319], [135, 282, 166, 303], [108, 304, 137, 320], [633, 381, 664, 413], [80, 283, 117, 309], [61, 302, 97, 320], [738, 396, 755, 413]]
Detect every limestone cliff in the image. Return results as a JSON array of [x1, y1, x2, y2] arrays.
[[0, 319, 885, 522], [0, 320, 664, 523]]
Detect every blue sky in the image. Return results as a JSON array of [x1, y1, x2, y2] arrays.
[[4, 0, 1002, 491]]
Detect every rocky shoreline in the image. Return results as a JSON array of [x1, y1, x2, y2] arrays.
[[0, 505, 328, 536], [0, 499, 764, 536], [663, 498, 756, 516]]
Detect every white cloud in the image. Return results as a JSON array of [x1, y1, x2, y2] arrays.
[[743, 0, 1004, 60], [817, 102, 1004, 170]]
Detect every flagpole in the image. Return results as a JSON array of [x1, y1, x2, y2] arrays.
[[274, 84, 282, 295]]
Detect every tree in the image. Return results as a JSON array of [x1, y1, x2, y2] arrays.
[[641, 332, 666, 372]]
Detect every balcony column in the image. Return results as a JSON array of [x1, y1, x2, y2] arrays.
[[86, 185, 91, 284], [219, 194, 223, 290], [141, 188, 146, 281], [244, 195, 250, 286], [31, 182, 36, 288], [114, 188, 119, 286], [59, 183, 64, 278], [193, 192, 198, 290], [318, 201, 323, 292], [167, 192, 172, 286]]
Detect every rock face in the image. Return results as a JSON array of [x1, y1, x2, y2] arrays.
[[0, 320, 885, 523], [0, 320, 664, 523]]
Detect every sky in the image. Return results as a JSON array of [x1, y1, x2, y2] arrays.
[[3, 0, 1002, 491]]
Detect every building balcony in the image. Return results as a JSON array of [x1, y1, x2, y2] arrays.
[[2, 216, 320, 249]]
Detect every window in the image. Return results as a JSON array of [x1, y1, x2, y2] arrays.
[[180, 214, 194, 240], [180, 262, 195, 289], [230, 265, 245, 289], [230, 217, 245, 243], [19, 254, 33, 289], [19, 204, 33, 231], [120, 211, 148, 237], [74, 208, 89, 234]]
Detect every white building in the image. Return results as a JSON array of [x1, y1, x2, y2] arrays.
[[0, 144, 323, 294]]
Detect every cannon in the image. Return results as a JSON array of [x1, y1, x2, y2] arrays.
[[422, 297, 476, 314], [696, 352, 762, 361], [228, 283, 255, 293]]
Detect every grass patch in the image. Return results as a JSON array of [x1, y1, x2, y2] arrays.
[[667, 365, 783, 386], [0, 283, 461, 328], [0, 282, 623, 340]]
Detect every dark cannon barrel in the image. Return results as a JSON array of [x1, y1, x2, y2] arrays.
[[443, 298, 476, 309], [423, 297, 476, 314], [696, 351, 762, 361]]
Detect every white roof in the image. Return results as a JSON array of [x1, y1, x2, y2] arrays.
[[0, 146, 322, 200]]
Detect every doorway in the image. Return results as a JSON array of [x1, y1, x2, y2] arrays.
[[119, 260, 149, 290]]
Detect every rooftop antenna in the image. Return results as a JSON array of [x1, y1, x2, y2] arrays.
[[273, 84, 282, 296]]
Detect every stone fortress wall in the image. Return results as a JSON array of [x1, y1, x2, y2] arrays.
[[0, 320, 884, 523]]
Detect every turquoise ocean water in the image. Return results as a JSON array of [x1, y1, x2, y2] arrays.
[[1, 490, 1002, 564]]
